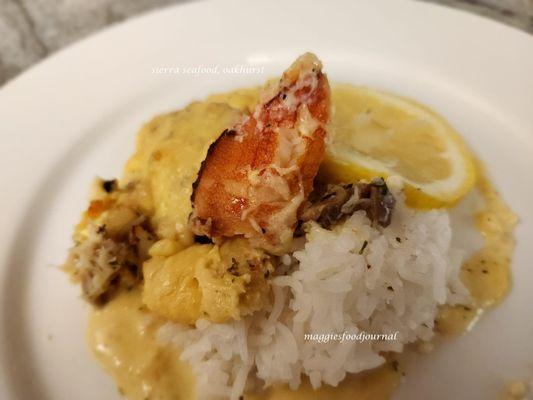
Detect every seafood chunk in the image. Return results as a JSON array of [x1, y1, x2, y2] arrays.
[[299, 178, 396, 231], [143, 239, 275, 324], [66, 178, 156, 305], [190, 53, 331, 253]]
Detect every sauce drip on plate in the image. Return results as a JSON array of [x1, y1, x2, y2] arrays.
[[437, 163, 517, 335], [88, 288, 195, 400]]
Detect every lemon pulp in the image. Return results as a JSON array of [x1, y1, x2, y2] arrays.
[[321, 84, 477, 208]]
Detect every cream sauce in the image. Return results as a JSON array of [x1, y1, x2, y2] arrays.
[[88, 288, 195, 400], [437, 162, 517, 335], [87, 86, 516, 399], [249, 364, 401, 400]]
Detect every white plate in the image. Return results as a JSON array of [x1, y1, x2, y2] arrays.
[[0, 0, 532, 399]]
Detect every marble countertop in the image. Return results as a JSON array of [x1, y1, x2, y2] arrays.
[[0, 0, 532, 86]]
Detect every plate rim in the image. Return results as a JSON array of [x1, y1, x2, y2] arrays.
[[1, 0, 533, 399]]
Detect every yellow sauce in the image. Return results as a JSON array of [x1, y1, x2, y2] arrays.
[[86, 85, 516, 399], [88, 288, 195, 400], [249, 365, 401, 400], [436, 163, 517, 335], [123, 102, 242, 244]]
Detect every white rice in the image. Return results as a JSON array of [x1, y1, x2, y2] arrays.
[[156, 185, 470, 399]]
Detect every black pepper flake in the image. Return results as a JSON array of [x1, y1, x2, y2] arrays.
[[282, 93, 287, 100], [395, 237, 402, 243], [228, 258, 239, 276], [96, 224, 106, 234], [482, 269, 489, 274], [366, 264, 372, 269], [462, 306, 472, 311], [102, 179, 117, 193], [359, 240, 368, 255], [194, 235, 213, 244], [387, 286, 394, 291], [391, 360, 400, 372]]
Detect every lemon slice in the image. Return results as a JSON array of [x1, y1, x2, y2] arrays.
[[321, 85, 476, 209]]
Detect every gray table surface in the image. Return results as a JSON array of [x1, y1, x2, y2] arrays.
[[0, 0, 532, 87]]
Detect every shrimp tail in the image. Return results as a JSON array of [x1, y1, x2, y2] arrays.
[[190, 53, 331, 253]]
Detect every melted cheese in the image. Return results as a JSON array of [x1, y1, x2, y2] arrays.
[[143, 244, 245, 324], [124, 102, 242, 244]]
